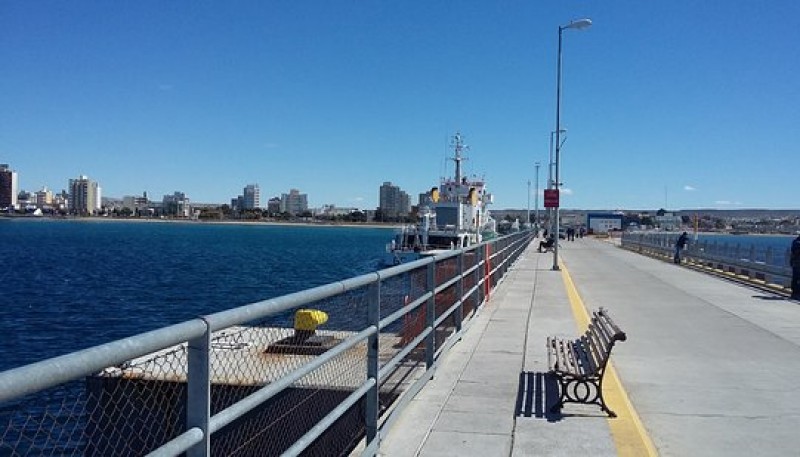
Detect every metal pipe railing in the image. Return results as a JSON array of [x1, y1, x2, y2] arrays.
[[621, 232, 793, 291], [0, 319, 207, 402], [0, 230, 535, 457]]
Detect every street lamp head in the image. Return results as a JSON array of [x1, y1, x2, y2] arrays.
[[562, 18, 592, 30]]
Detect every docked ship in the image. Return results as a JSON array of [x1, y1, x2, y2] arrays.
[[385, 132, 496, 265]]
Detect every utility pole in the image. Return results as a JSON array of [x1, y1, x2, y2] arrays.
[[527, 180, 531, 229], [534, 162, 540, 230]]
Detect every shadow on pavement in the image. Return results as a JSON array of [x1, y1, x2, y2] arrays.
[[515, 371, 562, 422]]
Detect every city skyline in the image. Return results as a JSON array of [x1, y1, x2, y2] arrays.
[[3, 164, 425, 212], [2, 2, 799, 210]]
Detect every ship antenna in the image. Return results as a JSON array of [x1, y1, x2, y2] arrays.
[[450, 132, 469, 184]]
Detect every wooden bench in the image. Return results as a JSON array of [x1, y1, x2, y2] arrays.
[[538, 238, 556, 253], [547, 307, 626, 417]]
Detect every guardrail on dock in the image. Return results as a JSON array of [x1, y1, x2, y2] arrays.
[[621, 232, 793, 293], [0, 231, 534, 456]]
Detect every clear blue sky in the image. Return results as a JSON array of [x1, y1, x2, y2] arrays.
[[2, 1, 799, 210]]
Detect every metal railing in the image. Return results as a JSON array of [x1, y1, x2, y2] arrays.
[[621, 232, 793, 292], [0, 231, 534, 456]]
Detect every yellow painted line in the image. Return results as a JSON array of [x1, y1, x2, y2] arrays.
[[559, 260, 659, 457]]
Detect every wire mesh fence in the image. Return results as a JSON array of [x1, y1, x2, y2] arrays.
[[0, 231, 534, 456], [621, 232, 793, 289]]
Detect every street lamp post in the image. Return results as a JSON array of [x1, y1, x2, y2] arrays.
[[553, 18, 591, 271], [534, 162, 540, 230], [548, 129, 566, 236], [527, 180, 531, 229], [548, 132, 554, 236]]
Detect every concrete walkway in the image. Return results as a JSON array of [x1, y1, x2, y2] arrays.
[[378, 236, 800, 456]]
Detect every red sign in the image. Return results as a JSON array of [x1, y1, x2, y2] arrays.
[[544, 189, 559, 208]]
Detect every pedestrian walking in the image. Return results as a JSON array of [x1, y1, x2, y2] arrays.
[[674, 231, 689, 264], [791, 233, 800, 299]]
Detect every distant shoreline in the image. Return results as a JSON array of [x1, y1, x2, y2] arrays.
[[0, 214, 400, 230]]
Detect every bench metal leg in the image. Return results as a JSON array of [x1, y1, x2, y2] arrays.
[[550, 372, 617, 417]]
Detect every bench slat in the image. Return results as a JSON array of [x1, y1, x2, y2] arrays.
[[579, 335, 599, 374], [599, 310, 624, 336], [548, 309, 626, 378], [587, 323, 610, 374], [560, 339, 575, 373], [587, 321, 610, 360], [567, 341, 584, 376], [576, 338, 594, 376], [549, 337, 568, 372], [591, 315, 614, 349], [597, 308, 627, 342]]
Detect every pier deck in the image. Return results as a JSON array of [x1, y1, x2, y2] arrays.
[[378, 236, 800, 456]]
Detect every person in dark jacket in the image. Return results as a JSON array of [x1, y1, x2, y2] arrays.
[[791, 233, 800, 300], [538, 234, 555, 253], [674, 232, 689, 264]]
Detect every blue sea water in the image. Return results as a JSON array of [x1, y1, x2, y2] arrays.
[[0, 219, 393, 372], [671, 233, 795, 265], [625, 231, 797, 268]]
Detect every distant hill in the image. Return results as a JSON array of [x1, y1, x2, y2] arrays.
[[493, 208, 800, 221]]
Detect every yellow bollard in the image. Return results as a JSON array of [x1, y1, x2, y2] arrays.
[[294, 309, 328, 333]]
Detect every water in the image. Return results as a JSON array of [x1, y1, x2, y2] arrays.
[[629, 231, 796, 266], [693, 233, 795, 265], [0, 219, 393, 372], [694, 233, 794, 250]]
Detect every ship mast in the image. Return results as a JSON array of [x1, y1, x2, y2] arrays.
[[450, 132, 468, 185]]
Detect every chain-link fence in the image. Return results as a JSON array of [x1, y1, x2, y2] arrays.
[[1, 231, 534, 456]]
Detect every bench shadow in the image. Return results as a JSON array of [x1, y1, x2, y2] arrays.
[[515, 371, 562, 422]]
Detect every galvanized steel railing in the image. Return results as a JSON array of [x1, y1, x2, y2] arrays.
[[621, 232, 793, 293], [0, 230, 534, 456]]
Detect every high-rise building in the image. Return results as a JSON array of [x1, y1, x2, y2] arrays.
[[0, 164, 19, 210], [243, 184, 261, 210], [35, 187, 53, 207], [163, 192, 190, 217], [418, 192, 431, 207], [280, 189, 308, 215], [122, 192, 150, 213], [267, 197, 281, 215], [379, 182, 410, 220], [68, 175, 100, 215], [231, 196, 244, 211]]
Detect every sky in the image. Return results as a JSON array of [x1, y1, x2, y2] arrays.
[[2, 1, 799, 211]]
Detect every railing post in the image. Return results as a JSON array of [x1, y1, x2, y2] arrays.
[[501, 239, 505, 276], [476, 245, 484, 306], [426, 261, 436, 370], [484, 244, 492, 300], [456, 251, 464, 334], [187, 319, 211, 457], [365, 280, 380, 445]]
